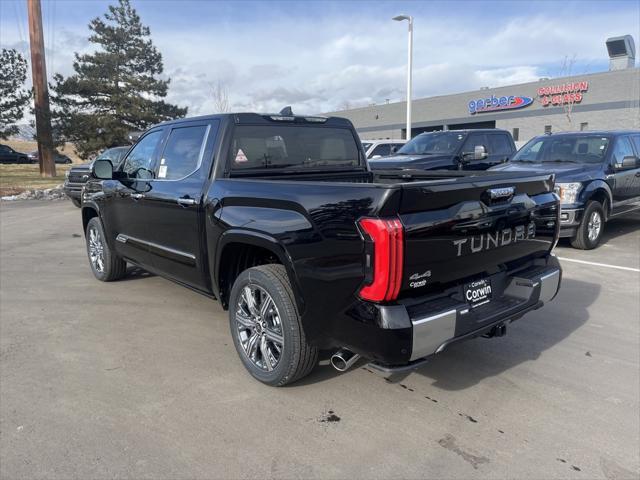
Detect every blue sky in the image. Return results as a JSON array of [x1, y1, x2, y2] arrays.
[[1, 0, 639, 115]]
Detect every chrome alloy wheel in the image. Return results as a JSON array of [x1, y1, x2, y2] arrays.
[[88, 225, 105, 273], [235, 285, 284, 371], [587, 210, 602, 242]]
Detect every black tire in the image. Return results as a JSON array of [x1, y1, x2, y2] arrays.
[[71, 198, 81, 208], [229, 264, 318, 386], [571, 200, 605, 250], [85, 217, 127, 281]]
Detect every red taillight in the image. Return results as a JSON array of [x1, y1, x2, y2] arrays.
[[358, 217, 404, 302]]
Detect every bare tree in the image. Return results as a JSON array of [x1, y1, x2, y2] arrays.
[[559, 54, 577, 128], [211, 80, 230, 113]]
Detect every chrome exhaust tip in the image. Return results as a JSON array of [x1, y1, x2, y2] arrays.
[[330, 349, 361, 372]]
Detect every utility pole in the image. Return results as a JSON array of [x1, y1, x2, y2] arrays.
[[27, 0, 56, 177], [392, 14, 413, 140]]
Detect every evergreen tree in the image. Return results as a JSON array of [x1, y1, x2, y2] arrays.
[[51, 0, 187, 157], [0, 49, 31, 140]]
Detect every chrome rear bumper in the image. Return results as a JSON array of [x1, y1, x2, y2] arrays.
[[409, 263, 561, 361]]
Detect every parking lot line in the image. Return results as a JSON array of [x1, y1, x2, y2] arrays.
[[557, 256, 640, 273]]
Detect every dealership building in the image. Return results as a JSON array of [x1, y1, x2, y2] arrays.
[[326, 36, 640, 145]]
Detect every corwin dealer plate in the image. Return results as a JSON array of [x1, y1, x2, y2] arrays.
[[464, 278, 493, 308]]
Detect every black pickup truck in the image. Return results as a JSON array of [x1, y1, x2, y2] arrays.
[[368, 129, 516, 171], [492, 131, 640, 249], [82, 112, 561, 386]]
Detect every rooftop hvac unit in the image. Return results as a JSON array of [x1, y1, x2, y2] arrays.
[[606, 35, 636, 70]]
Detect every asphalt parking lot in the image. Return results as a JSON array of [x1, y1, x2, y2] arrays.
[[1, 200, 638, 480]]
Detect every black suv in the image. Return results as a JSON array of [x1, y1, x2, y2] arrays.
[[368, 129, 516, 171], [0, 144, 29, 164], [64, 146, 129, 207], [492, 131, 640, 249]]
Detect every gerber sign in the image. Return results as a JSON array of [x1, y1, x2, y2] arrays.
[[468, 95, 533, 115]]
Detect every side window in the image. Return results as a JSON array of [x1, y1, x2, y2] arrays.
[[462, 134, 488, 154], [122, 130, 163, 179], [488, 134, 513, 155], [157, 125, 209, 180], [630, 135, 640, 155], [370, 144, 391, 157], [611, 137, 635, 165], [0, 145, 10, 153]]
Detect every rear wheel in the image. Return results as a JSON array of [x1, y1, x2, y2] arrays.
[[86, 217, 127, 281], [571, 201, 604, 249], [229, 264, 318, 386]]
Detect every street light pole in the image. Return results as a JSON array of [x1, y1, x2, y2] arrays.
[[393, 14, 413, 140]]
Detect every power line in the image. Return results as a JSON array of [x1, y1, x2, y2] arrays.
[[13, 0, 27, 48]]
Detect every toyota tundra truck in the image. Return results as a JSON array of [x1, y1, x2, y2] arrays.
[[81, 111, 562, 386]]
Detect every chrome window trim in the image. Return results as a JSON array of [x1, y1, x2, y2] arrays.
[[153, 124, 211, 182]]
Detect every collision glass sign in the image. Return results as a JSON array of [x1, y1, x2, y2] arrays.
[[538, 81, 588, 107], [468, 95, 533, 114]]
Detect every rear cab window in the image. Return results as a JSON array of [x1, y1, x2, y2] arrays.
[[228, 124, 362, 173], [461, 133, 489, 154], [488, 134, 513, 155]]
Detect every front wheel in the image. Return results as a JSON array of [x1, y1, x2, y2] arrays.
[[85, 217, 127, 281], [71, 198, 81, 208], [229, 264, 318, 386], [571, 201, 605, 249]]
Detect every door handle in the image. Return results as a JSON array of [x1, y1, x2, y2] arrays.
[[130, 193, 144, 200], [177, 197, 197, 206]]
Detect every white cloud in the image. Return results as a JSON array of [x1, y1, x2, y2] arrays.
[[2, 2, 637, 117]]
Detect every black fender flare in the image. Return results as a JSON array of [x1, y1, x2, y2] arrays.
[[214, 229, 306, 314], [81, 201, 118, 252], [581, 180, 613, 217], [81, 201, 100, 232]]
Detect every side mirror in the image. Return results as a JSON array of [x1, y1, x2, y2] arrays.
[[92, 159, 113, 179], [615, 155, 638, 170], [462, 145, 488, 162], [474, 145, 488, 160]]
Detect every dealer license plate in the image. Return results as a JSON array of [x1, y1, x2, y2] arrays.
[[464, 278, 493, 308]]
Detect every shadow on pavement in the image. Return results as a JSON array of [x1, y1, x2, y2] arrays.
[[297, 277, 599, 390], [406, 277, 599, 391], [117, 265, 156, 281]]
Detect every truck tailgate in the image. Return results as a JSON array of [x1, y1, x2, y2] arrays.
[[397, 173, 559, 298]]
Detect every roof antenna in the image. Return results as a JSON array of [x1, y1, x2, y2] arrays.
[[279, 106, 293, 115]]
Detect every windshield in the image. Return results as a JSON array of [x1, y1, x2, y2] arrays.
[[513, 135, 610, 164], [396, 132, 466, 155], [230, 125, 361, 171]]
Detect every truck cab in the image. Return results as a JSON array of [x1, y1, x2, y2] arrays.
[[492, 130, 640, 249], [368, 129, 516, 171]]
